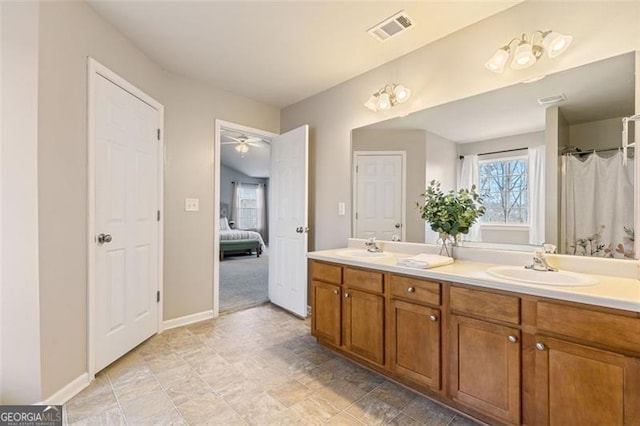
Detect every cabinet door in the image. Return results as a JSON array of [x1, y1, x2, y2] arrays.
[[390, 300, 440, 389], [343, 288, 384, 365], [311, 280, 341, 346], [450, 315, 521, 425], [534, 336, 640, 426]]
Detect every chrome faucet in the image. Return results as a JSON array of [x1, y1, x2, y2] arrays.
[[365, 237, 383, 253], [525, 247, 557, 272]]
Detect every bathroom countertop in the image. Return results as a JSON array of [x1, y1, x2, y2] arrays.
[[307, 249, 640, 313]]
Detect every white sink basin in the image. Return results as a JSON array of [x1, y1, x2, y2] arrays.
[[336, 249, 393, 260], [487, 266, 598, 286]]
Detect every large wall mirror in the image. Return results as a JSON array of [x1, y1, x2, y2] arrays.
[[351, 51, 638, 259]]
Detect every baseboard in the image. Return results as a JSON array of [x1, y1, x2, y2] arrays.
[[39, 372, 91, 405], [162, 310, 214, 331]]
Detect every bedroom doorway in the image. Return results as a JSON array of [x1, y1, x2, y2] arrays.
[[216, 122, 275, 314]]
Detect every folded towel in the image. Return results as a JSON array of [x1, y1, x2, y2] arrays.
[[396, 253, 454, 269]]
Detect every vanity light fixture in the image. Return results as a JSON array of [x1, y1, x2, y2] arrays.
[[364, 83, 411, 112], [485, 30, 573, 73]]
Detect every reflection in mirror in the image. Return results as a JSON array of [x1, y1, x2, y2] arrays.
[[352, 52, 637, 258]]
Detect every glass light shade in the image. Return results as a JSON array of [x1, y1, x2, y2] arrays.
[[484, 48, 509, 73], [542, 31, 573, 58], [393, 84, 411, 103], [235, 143, 249, 154], [377, 92, 391, 111], [511, 42, 536, 70], [364, 94, 379, 111]]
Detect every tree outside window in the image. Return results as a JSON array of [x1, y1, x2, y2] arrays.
[[479, 157, 528, 224], [237, 184, 258, 230]]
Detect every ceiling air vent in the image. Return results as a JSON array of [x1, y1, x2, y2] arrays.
[[367, 10, 413, 42]]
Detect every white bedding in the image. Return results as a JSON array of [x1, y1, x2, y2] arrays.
[[220, 229, 266, 250]]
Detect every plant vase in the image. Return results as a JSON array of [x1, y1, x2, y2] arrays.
[[438, 233, 455, 257]]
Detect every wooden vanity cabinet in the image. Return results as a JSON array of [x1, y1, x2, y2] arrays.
[[342, 267, 385, 365], [388, 275, 442, 390], [531, 301, 640, 425], [311, 261, 342, 346], [449, 286, 522, 425], [310, 259, 640, 426], [310, 261, 385, 366]]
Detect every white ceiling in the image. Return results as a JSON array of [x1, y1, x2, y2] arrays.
[[364, 52, 636, 143], [86, 1, 520, 107], [221, 131, 271, 178]]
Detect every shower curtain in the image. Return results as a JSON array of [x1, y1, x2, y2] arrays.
[[562, 151, 635, 258]]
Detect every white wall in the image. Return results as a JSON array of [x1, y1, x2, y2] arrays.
[[458, 131, 545, 157], [569, 117, 631, 151], [281, 1, 640, 250], [36, 0, 279, 401], [0, 1, 42, 404]]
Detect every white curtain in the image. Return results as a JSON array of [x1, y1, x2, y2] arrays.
[[528, 146, 546, 245], [563, 151, 634, 258], [458, 154, 481, 241], [256, 183, 268, 243]]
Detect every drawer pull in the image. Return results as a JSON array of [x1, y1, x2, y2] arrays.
[[344, 293, 350, 299], [407, 286, 416, 293], [536, 342, 546, 351], [507, 335, 518, 343], [333, 289, 339, 295], [429, 315, 438, 322]]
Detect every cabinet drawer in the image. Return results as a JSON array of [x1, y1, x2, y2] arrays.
[[537, 301, 640, 354], [343, 267, 384, 293], [390, 275, 440, 305], [311, 261, 342, 284], [450, 286, 520, 325]]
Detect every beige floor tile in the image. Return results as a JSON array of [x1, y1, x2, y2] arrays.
[[345, 394, 401, 425], [119, 389, 175, 423], [63, 304, 484, 426], [267, 379, 314, 407], [67, 405, 126, 426], [165, 374, 212, 405], [232, 392, 288, 425], [368, 380, 418, 410], [177, 392, 242, 425], [289, 397, 341, 425], [402, 396, 457, 425], [313, 378, 368, 410], [450, 414, 484, 425], [326, 412, 365, 425]]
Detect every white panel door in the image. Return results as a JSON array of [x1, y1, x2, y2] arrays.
[[354, 154, 404, 241], [269, 125, 309, 318], [94, 74, 159, 371]]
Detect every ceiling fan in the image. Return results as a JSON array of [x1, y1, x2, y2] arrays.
[[221, 133, 267, 156]]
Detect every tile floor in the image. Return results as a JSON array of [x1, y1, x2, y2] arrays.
[[64, 304, 482, 425]]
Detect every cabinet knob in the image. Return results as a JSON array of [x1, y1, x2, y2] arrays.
[[507, 335, 518, 343], [344, 293, 350, 299], [429, 315, 438, 322], [407, 286, 415, 293], [536, 342, 546, 351], [333, 289, 339, 295]]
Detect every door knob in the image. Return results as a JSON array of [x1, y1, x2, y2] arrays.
[[97, 233, 112, 244], [395, 223, 401, 229], [295, 227, 303, 233]]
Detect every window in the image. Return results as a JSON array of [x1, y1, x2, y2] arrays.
[[479, 156, 528, 224], [237, 184, 258, 229]]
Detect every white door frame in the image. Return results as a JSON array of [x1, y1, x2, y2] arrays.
[[87, 58, 164, 377], [213, 119, 277, 317], [352, 151, 407, 242]]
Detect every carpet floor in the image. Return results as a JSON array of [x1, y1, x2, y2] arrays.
[[219, 252, 268, 313]]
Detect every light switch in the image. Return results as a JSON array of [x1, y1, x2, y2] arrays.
[[338, 202, 346, 216], [185, 198, 199, 212]]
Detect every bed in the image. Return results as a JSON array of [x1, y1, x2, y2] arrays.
[[219, 217, 266, 260]]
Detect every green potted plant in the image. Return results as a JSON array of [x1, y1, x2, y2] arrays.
[[418, 180, 485, 256]]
